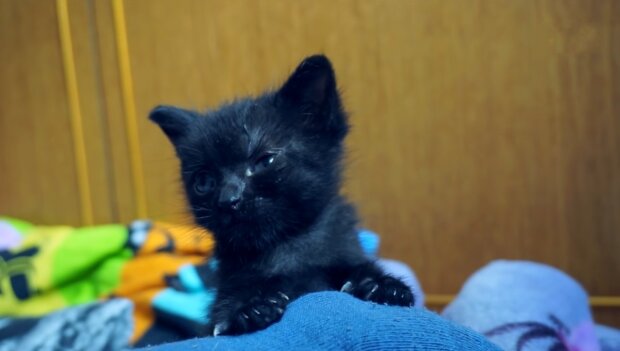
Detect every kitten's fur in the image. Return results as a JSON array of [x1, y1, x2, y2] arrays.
[[150, 55, 414, 336]]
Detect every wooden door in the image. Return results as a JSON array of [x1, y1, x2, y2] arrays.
[[1, 0, 618, 325]]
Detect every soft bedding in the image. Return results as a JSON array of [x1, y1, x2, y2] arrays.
[[1, 217, 619, 351]]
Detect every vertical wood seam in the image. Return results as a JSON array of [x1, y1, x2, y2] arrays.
[[85, 0, 120, 222], [56, 0, 94, 225], [111, 0, 148, 219]]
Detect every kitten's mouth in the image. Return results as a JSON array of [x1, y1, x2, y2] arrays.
[[219, 207, 255, 226], [208, 197, 266, 228]]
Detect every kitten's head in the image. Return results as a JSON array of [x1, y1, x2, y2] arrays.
[[150, 55, 348, 254]]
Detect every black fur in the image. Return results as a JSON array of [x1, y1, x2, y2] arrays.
[[150, 55, 414, 336]]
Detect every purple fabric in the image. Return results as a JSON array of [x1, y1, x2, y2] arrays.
[[0, 220, 22, 250], [442, 260, 603, 351]]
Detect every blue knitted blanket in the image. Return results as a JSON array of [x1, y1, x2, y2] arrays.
[[136, 291, 500, 351]]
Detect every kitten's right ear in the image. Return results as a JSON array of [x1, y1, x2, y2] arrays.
[[277, 55, 337, 114], [149, 105, 196, 144]]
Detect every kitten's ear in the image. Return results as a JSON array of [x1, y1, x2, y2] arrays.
[[277, 54, 338, 116], [149, 105, 196, 144]]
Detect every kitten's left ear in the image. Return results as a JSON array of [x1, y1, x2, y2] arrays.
[[277, 55, 340, 120], [149, 105, 196, 144]]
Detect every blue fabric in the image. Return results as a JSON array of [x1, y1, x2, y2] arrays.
[[357, 229, 380, 256], [151, 264, 214, 325], [442, 260, 608, 351], [136, 291, 500, 351]]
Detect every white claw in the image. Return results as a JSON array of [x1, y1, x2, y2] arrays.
[[278, 291, 290, 301], [340, 281, 354, 293], [364, 284, 379, 300], [213, 323, 225, 337], [370, 284, 379, 295]]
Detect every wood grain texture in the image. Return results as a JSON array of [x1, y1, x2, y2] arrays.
[[120, 0, 620, 296], [0, 0, 82, 224], [0, 0, 618, 325], [92, 0, 140, 223], [64, 0, 117, 224]]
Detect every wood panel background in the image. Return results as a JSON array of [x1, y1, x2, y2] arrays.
[[0, 0, 618, 326]]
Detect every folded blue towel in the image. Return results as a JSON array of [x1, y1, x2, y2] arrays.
[[136, 291, 499, 351]]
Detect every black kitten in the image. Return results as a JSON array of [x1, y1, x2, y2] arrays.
[[150, 55, 414, 336]]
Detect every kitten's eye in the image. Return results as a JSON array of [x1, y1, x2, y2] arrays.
[[194, 172, 215, 194], [253, 152, 277, 173]]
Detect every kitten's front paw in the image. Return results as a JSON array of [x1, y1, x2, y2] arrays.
[[212, 291, 290, 336], [341, 275, 414, 307]]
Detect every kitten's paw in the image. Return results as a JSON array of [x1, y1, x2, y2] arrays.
[[341, 275, 414, 307], [212, 292, 290, 336]]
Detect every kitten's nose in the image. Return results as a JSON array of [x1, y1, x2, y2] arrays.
[[219, 194, 241, 211], [218, 178, 244, 211]]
